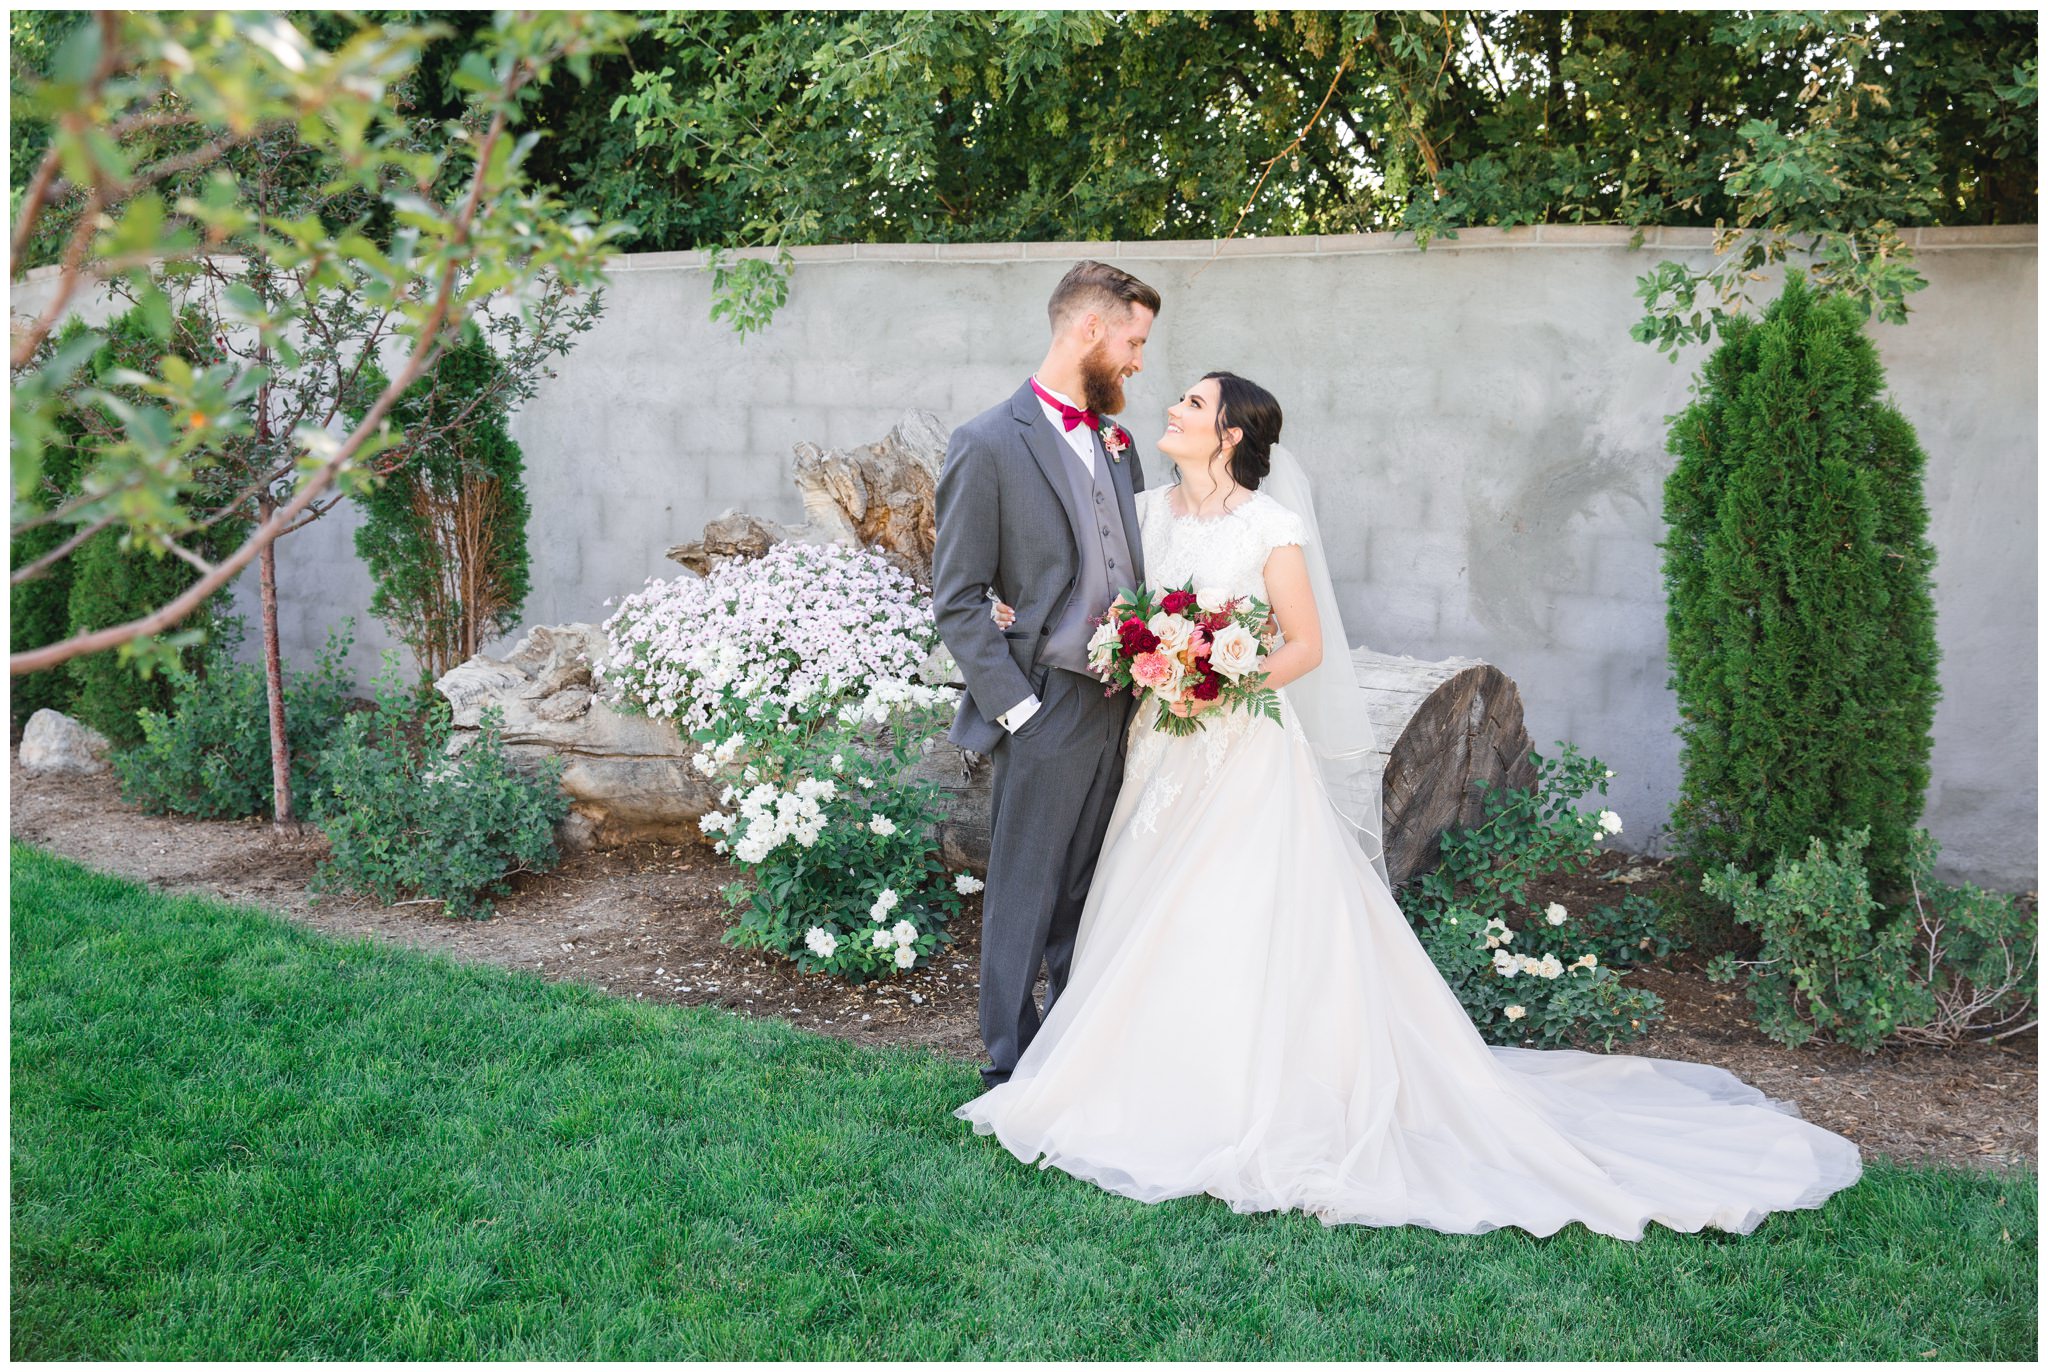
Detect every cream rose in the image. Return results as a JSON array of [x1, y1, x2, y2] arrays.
[[1086, 618, 1121, 666], [1147, 611, 1196, 656], [1207, 623, 1262, 680], [1195, 586, 1232, 614]]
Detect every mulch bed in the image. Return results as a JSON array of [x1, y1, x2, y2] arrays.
[[9, 751, 2035, 1173]]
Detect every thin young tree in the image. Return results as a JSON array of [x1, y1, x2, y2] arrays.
[[10, 10, 632, 831]]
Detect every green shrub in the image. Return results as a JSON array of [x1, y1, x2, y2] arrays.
[[697, 706, 966, 982], [1399, 744, 1682, 1049], [14, 311, 246, 740], [66, 531, 232, 748], [8, 406, 88, 734], [1661, 271, 1940, 898], [1707, 826, 2036, 1051], [350, 323, 533, 687], [113, 619, 357, 820], [311, 657, 570, 919], [1894, 845, 2038, 1046]]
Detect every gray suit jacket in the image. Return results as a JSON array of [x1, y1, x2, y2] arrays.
[[932, 381, 1148, 754]]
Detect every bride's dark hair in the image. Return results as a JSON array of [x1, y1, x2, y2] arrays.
[[1201, 371, 1282, 491]]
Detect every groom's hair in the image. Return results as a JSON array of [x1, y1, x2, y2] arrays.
[[1047, 261, 1161, 333]]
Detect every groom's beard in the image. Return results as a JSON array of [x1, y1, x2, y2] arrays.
[[1079, 341, 1127, 415]]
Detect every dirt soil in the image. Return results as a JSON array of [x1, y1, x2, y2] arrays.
[[9, 751, 2035, 1174]]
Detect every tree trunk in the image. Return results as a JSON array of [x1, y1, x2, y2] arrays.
[[1352, 648, 1539, 885], [257, 494, 299, 835]]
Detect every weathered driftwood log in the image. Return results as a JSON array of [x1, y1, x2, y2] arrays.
[[666, 410, 949, 582], [439, 623, 1537, 881], [1354, 647, 1537, 885]]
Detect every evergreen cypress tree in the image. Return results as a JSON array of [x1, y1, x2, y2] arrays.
[[9, 374, 87, 733], [352, 324, 533, 687], [14, 311, 245, 743], [1662, 271, 1941, 897]]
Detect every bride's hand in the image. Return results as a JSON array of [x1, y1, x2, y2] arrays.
[[1168, 693, 1222, 718], [988, 598, 1016, 629]]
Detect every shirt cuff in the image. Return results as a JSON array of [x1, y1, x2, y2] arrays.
[[996, 694, 1041, 732]]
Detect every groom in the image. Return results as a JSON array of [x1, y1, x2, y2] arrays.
[[932, 260, 1160, 1090]]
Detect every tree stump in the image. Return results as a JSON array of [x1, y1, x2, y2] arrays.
[[1354, 648, 1537, 885], [667, 410, 949, 582]]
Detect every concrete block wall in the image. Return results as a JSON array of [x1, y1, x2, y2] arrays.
[[11, 225, 2036, 887]]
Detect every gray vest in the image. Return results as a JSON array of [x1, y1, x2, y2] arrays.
[[1040, 433, 1137, 675]]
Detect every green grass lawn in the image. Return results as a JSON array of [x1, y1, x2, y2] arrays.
[[10, 841, 2037, 1359]]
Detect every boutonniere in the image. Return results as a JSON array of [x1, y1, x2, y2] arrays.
[[1098, 420, 1131, 464]]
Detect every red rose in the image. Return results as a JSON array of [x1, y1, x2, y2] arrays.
[[1160, 589, 1198, 617], [1118, 617, 1159, 656], [1191, 673, 1222, 701]]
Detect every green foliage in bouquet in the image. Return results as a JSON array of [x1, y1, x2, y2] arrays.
[[113, 618, 356, 821], [1662, 272, 1940, 901], [311, 655, 570, 919], [1705, 826, 2036, 1052], [1400, 744, 1683, 1050]]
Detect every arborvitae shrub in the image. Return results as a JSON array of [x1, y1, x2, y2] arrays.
[[9, 390, 88, 734], [351, 324, 532, 687], [16, 310, 247, 744], [1661, 271, 1940, 899]]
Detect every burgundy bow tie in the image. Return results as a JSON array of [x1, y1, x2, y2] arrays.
[[1030, 377, 1101, 433]]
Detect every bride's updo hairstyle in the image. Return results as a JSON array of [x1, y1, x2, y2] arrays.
[[1202, 371, 1282, 491]]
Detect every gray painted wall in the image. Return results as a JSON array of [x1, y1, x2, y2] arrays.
[[14, 225, 2037, 887]]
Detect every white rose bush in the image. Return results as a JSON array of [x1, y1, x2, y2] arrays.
[[597, 543, 977, 981], [1399, 744, 1686, 1049]]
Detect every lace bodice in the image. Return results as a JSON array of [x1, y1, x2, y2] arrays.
[[1137, 488, 1307, 601]]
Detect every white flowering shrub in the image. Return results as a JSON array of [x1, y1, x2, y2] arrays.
[[1399, 744, 1682, 1049], [695, 692, 971, 981], [599, 542, 975, 982], [596, 540, 938, 736]]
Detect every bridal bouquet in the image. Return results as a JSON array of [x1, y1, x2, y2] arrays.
[[1087, 583, 1282, 737]]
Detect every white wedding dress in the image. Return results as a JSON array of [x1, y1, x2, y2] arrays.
[[956, 486, 1864, 1240]]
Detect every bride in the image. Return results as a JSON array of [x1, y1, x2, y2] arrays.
[[958, 371, 1863, 1241]]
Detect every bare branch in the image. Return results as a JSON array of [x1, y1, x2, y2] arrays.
[[11, 147, 66, 280], [11, 189, 107, 372], [154, 533, 218, 577], [1193, 46, 1360, 280], [8, 511, 121, 586]]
